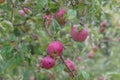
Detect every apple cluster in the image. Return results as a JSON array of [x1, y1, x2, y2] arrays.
[[35, 9, 89, 77]]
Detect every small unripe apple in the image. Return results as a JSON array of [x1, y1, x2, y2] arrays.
[[18, 10, 27, 16], [93, 45, 98, 51], [77, 57, 82, 61], [81, 66, 86, 70], [87, 50, 94, 59], [98, 76, 104, 80], [100, 21, 107, 33]]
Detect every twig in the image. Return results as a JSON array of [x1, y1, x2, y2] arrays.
[[89, 34, 94, 48], [75, 0, 80, 5], [44, 19, 55, 41], [59, 55, 76, 78], [10, 0, 14, 22], [70, 0, 74, 7], [13, 16, 30, 26]]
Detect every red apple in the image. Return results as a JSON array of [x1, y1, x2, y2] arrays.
[[100, 21, 106, 27], [71, 25, 88, 42]]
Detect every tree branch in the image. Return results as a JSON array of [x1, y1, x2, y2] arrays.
[[44, 19, 55, 41], [10, 0, 15, 23], [59, 55, 77, 78]]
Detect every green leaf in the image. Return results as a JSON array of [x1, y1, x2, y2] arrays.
[[81, 71, 90, 79], [67, 9, 77, 19], [77, 43, 83, 52], [38, 0, 48, 9], [78, 71, 90, 80], [1, 20, 13, 31], [76, 26, 83, 32], [52, 19, 61, 33], [105, 72, 120, 80]]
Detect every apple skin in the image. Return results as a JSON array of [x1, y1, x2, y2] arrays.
[[100, 21, 107, 33], [55, 9, 67, 26], [71, 25, 88, 42], [100, 21, 106, 27]]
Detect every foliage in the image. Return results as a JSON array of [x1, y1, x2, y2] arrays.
[[0, 0, 120, 80]]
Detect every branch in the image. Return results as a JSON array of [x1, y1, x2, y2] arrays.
[[10, 0, 15, 22], [59, 55, 77, 78], [44, 19, 55, 41], [70, 0, 74, 7], [13, 16, 30, 26]]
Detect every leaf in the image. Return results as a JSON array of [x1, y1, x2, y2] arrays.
[[54, 64, 64, 72], [77, 71, 90, 80], [81, 71, 90, 79], [9, 33, 16, 41], [67, 9, 77, 19], [1, 20, 13, 31], [0, 23, 5, 31], [38, 0, 48, 9], [76, 26, 83, 32], [105, 72, 120, 80], [77, 43, 83, 52], [52, 19, 61, 33]]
